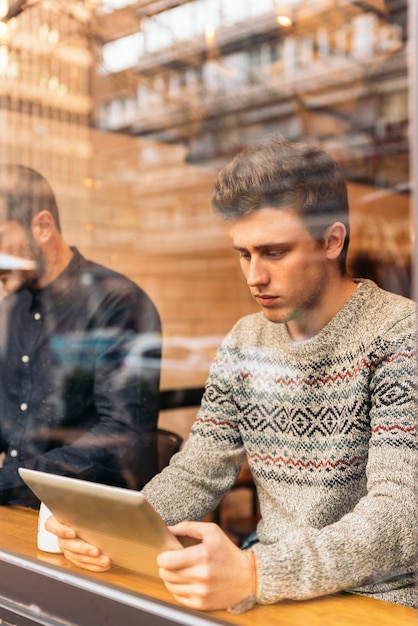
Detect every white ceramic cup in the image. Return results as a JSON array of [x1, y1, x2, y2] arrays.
[[37, 502, 63, 553]]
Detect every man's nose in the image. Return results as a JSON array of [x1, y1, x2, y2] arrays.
[[246, 258, 269, 286]]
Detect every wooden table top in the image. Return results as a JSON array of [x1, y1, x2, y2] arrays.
[[0, 505, 415, 626]]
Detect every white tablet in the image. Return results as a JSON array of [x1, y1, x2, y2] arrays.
[[18, 468, 193, 579]]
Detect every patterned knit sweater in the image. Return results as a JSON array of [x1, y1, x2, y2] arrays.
[[143, 280, 417, 607]]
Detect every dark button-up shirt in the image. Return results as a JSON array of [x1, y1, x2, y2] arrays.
[[0, 248, 161, 507]]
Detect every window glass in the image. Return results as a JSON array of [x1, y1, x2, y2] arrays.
[[0, 1, 416, 620], [102, 33, 144, 73]]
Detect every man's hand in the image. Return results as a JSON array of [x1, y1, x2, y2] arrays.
[[157, 521, 254, 611], [46, 516, 255, 611], [45, 515, 111, 572]]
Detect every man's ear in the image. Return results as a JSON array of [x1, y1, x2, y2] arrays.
[[324, 222, 347, 261], [31, 210, 55, 244]]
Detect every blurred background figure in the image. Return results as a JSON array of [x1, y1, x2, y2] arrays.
[[0, 164, 162, 507]]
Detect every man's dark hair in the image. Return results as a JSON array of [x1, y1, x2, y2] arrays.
[[0, 164, 61, 233], [211, 134, 350, 273]]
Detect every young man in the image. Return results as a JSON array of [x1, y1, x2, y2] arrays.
[[0, 165, 162, 506], [47, 136, 416, 612]]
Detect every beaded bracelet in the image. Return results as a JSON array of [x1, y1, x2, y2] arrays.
[[228, 549, 259, 615]]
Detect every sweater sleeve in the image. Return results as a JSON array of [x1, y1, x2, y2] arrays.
[[143, 340, 246, 524]]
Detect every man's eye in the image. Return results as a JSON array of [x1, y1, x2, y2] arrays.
[[239, 252, 250, 260]]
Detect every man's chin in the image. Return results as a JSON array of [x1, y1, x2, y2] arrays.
[[0, 272, 31, 294], [260, 307, 288, 324], [0, 280, 18, 294]]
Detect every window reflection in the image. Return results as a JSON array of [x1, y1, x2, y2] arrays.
[[0, 1, 415, 618]]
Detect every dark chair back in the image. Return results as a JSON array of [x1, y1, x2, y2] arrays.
[[156, 428, 183, 471], [158, 387, 205, 411], [156, 386, 204, 471]]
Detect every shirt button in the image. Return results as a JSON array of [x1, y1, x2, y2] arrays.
[[10, 449, 18, 457], [20, 402, 28, 411], [34, 312, 42, 321], [21, 355, 30, 363]]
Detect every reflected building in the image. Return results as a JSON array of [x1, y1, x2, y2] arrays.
[[95, 1, 408, 181], [0, 0, 97, 247], [94, 0, 411, 294]]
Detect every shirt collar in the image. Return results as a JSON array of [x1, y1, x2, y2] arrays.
[[29, 247, 82, 312]]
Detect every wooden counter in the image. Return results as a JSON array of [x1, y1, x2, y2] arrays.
[[0, 505, 415, 626]]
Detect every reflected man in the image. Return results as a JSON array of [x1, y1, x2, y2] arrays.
[[0, 165, 162, 507]]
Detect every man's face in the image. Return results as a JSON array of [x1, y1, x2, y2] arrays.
[[0, 219, 40, 293], [231, 207, 330, 327]]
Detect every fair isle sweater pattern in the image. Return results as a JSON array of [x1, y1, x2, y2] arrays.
[[143, 280, 417, 607]]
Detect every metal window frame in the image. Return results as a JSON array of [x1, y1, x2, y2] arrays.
[[0, 548, 229, 626], [410, 0, 418, 302]]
